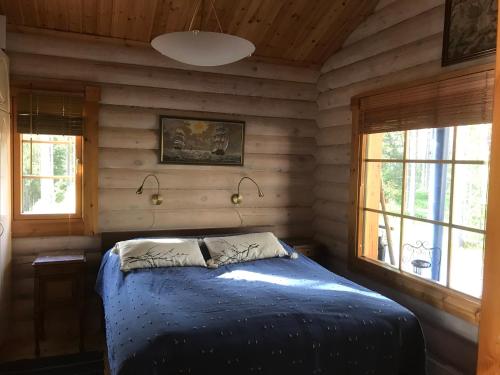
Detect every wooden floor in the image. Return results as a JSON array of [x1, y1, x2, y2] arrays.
[[0, 331, 104, 363], [0, 302, 104, 363], [0, 350, 104, 375]]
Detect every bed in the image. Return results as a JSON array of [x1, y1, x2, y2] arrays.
[[96, 229, 426, 375]]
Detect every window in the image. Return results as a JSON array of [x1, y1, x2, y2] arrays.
[[12, 85, 100, 237], [350, 66, 494, 323], [362, 125, 491, 298], [20, 133, 81, 216]]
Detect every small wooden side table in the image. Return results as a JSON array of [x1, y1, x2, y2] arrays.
[[32, 252, 86, 357], [286, 239, 326, 264]]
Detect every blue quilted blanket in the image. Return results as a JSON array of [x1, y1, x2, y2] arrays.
[[96, 243, 426, 375]]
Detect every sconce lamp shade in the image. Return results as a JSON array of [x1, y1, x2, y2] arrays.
[[151, 31, 255, 67]]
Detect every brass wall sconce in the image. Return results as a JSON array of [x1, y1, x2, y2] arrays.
[[231, 176, 264, 205], [136, 174, 163, 205]]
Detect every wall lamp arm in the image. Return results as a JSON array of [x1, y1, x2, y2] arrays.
[[136, 174, 163, 205], [231, 176, 264, 204]]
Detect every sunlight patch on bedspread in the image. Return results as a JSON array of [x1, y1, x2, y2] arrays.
[[217, 270, 388, 299]]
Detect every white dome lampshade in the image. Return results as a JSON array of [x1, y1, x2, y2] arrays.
[[151, 31, 255, 67]]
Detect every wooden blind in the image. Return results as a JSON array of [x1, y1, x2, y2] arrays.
[[16, 92, 84, 136], [358, 69, 494, 134]]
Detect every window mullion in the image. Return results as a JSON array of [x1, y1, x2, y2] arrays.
[[399, 130, 408, 272], [446, 127, 458, 288]]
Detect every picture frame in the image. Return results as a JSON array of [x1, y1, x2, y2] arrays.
[[442, 0, 497, 66], [159, 115, 245, 166]]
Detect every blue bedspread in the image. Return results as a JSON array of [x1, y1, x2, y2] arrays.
[[96, 244, 426, 375]]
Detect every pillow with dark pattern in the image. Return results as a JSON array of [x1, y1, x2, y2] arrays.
[[204, 232, 289, 268], [116, 238, 207, 272]]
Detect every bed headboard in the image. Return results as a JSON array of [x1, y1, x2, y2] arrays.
[[100, 226, 276, 254]]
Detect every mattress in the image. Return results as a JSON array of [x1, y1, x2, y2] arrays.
[[96, 241, 426, 375]]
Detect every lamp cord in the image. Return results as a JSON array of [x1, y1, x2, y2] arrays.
[[188, 0, 203, 31], [234, 208, 244, 226], [188, 0, 223, 33], [209, 0, 224, 33], [150, 209, 156, 229]]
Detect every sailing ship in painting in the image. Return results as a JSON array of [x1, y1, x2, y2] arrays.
[[212, 125, 229, 155], [160, 116, 244, 166], [173, 128, 186, 150]]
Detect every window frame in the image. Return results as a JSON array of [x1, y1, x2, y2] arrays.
[[349, 64, 495, 324], [10, 82, 100, 237], [13, 131, 84, 220]]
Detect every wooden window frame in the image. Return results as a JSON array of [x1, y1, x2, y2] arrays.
[[349, 64, 495, 325], [11, 79, 100, 237], [476, 7, 500, 371], [13, 130, 84, 216]]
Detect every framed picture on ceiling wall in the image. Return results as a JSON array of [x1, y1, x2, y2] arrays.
[[159, 116, 245, 166], [442, 0, 497, 66]]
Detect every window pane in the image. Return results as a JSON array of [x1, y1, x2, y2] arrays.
[[455, 124, 492, 161], [366, 131, 404, 159], [406, 127, 453, 160], [450, 230, 484, 298], [404, 163, 451, 222], [401, 219, 448, 285], [362, 210, 400, 268], [359, 123, 490, 302], [22, 177, 76, 214], [453, 164, 489, 230], [22, 135, 76, 177], [20, 134, 77, 215], [364, 162, 403, 214], [22, 141, 41, 176], [53, 143, 75, 176]]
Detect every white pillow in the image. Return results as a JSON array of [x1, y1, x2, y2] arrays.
[[116, 238, 207, 272], [204, 232, 288, 268]]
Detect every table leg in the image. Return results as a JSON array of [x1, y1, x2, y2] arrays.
[[39, 279, 45, 340], [33, 273, 40, 357], [79, 271, 86, 352]]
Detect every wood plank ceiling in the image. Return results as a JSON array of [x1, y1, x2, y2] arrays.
[[0, 0, 378, 67]]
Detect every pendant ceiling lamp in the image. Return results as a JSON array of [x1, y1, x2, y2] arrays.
[[151, 0, 255, 67]]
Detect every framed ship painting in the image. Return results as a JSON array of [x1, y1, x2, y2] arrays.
[[159, 116, 245, 166], [442, 0, 497, 66]]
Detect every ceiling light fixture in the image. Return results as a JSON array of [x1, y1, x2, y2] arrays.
[[151, 0, 255, 67]]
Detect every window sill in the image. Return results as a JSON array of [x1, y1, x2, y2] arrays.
[[12, 217, 85, 237], [349, 255, 481, 325]]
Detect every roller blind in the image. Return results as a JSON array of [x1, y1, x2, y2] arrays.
[[358, 69, 494, 134], [16, 92, 84, 136]]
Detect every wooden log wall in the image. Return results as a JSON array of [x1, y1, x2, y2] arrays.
[[315, 1, 494, 373], [3, 30, 319, 351], [7, 31, 318, 237], [314, 0, 495, 263], [1, 235, 103, 359], [0, 84, 12, 346]]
